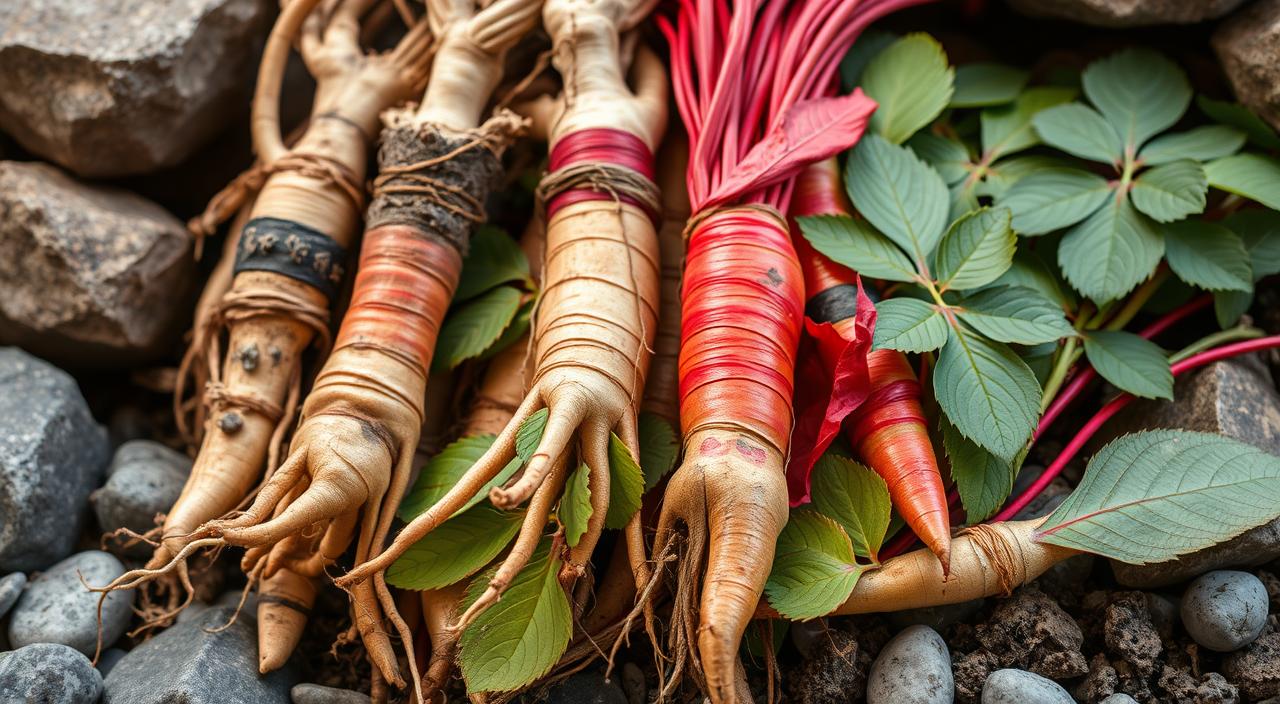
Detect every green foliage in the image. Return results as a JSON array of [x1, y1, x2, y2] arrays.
[[399, 435, 496, 521], [1196, 95, 1280, 150], [956, 286, 1074, 345], [860, 34, 954, 144], [1129, 160, 1207, 223], [1057, 198, 1164, 302], [605, 433, 645, 530], [809, 455, 892, 560], [1033, 103, 1123, 163], [942, 419, 1016, 523], [1205, 153, 1280, 211], [638, 412, 679, 491], [872, 298, 947, 353], [1000, 169, 1111, 236], [799, 215, 917, 283], [455, 226, 531, 302], [387, 506, 524, 591], [1080, 48, 1190, 152], [933, 207, 1016, 291], [516, 409, 549, 460], [1038, 431, 1280, 564], [934, 325, 1040, 462], [951, 63, 1029, 108], [980, 87, 1077, 161], [439, 226, 537, 369], [1163, 221, 1252, 293], [459, 539, 571, 692], [846, 134, 950, 264], [1081, 331, 1172, 400], [560, 463, 592, 547], [433, 286, 523, 371], [1139, 125, 1246, 165]]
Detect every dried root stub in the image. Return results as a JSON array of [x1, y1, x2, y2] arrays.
[[117, 0, 432, 623]]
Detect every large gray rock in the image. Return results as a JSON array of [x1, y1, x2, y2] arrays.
[[0, 162, 194, 364], [0, 348, 110, 572], [866, 625, 953, 704], [0, 642, 103, 704], [0, 0, 271, 177], [1214, 0, 1280, 132], [981, 669, 1074, 704], [291, 683, 370, 704], [8, 550, 133, 656], [1103, 356, 1280, 587], [1180, 571, 1269, 652], [1007, 0, 1244, 27], [104, 606, 297, 704], [91, 440, 191, 558], [0, 572, 24, 619]]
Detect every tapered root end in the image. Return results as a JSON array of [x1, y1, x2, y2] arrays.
[[920, 528, 952, 578], [258, 601, 308, 673]]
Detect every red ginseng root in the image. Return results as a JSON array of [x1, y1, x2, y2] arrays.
[[791, 158, 951, 568]]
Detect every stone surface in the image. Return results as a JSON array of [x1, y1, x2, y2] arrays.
[[1007, 0, 1244, 27], [1099, 695, 1138, 704], [104, 606, 297, 704], [0, 642, 103, 704], [1214, 0, 1280, 132], [291, 683, 371, 704], [91, 440, 191, 558], [1181, 571, 1269, 651], [1224, 630, 1280, 701], [1104, 357, 1280, 587], [975, 588, 1088, 680], [8, 550, 132, 656], [0, 163, 195, 364], [0, 572, 24, 619], [96, 647, 127, 679], [981, 669, 1074, 704], [0, 348, 110, 572], [545, 670, 627, 704], [866, 625, 953, 704], [0, 0, 271, 177], [620, 662, 645, 704]]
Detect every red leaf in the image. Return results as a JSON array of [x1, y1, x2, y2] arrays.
[[785, 280, 877, 505], [702, 91, 878, 209]]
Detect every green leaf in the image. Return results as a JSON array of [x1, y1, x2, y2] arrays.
[[1215, 290, 1253, 329], [638, 412, 679, 491], [1038, 430, 1280, 564], [809, 454, 892, 560], [1164, 220, 1252, 292], [1082, 48, 1190, 151], [798, 214, 917, 283], [559, 463, 592, 547], [934, 207, 1016, 291], [978, 155, 1075, 201], [941, 418, 1015, 523], [951, 63, 1029, 108], [516, 408, 549, 461], [1130, 160, 1208, 223], [1205, 153, 1280, 210], [957, 286, 1074, 345], [999, 168, 1112, 236], [1058, 198, 1164, 302], [433, 286, 523, 371], [455, 226, 531, 302], [934, 325, 1040, 462], [400, 435, 493, 521], [459, 539, 571, 692], [1033, 103, 1124, 164], [949, 181, 981, 224], [605, 433, 645, 530], [1197, 95, 1280, 151], [1023, 341, 1059, 388], [980, 86, 1077, 161], [479, 298, 533, 360], [1225, 210, 1280, 280], [909, 133, 971, 185], [839, 30, 898, 91], [764, 510, 865, 620], [1082, 330, 1172, 400], [387, 506, 524, 590], [1138, 125, 1246, 166], [846, 134, 950, 263], [987, 249, 1075, 309], [872, 298, 948, 353], [861, 33, 954, 144]]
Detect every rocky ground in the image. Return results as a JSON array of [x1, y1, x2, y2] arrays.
[[3, 0, 1280, 703]]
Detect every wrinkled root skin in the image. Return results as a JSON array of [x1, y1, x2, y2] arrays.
[[654, 428, 789, 704]]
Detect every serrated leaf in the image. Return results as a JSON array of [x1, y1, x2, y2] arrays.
[[981, 86, 1078, 161], [987, 249, 1075, 309], [1215, 289, 1253, 329], [934, 325, 1040, 462], [455, 226, 530, 302], [1138, 125, 1246, 166], [434, 286, 523, 371], [949, 181, 981, 223], [387, 506, 524, 590], [957, 286, 1074, 345], [1033, 103, 1124, 164], [479, 298, 533, 360], [516, 408, 549, 461], [1197, 95, 1280, 151], [459, 539, 571, 692], [872, 298, 947, 353], [798, 214, 917, 283], [934, 207, 1016, 291], [861, 34, 954, 144], [399, 435, 525, 521], [941, 418, 1015, 523], [765, 510, 865, 620], [1082, 330, 1172, 400], [909, 133, 971, 185], [638, 412, 678, 491], [979, 155, 1075, 201], [951, 63, 1029, 108], [1082, 48, 1190, 151], [605, 433, 644, 529], [1130, 159, 1207, 223], [1205, 153, 1280, 210], [999, 168, 1112, 236], [846, 134, 950, 264], [1164, 220, 1252, 292], [559, 463, 592, 547], [1225, 210, 1280, 280], [809, 454, 892, 560], [1058, 198, 1164, 302], [839, 30, 898, 91], [1038, 430, 1280, 564]]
